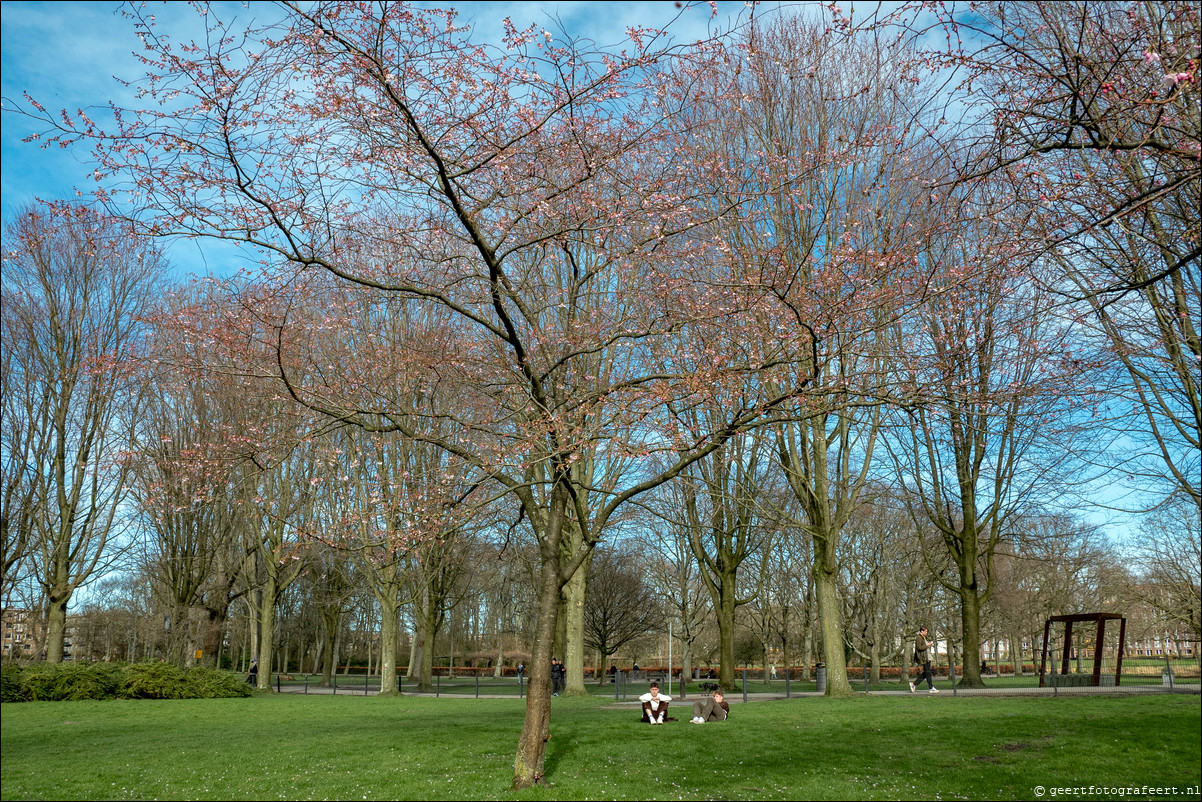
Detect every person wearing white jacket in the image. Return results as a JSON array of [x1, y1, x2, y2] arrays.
[[639, 682, 672, 724]]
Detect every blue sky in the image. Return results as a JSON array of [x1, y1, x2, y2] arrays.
[[1, 0, 771, 278], [0, 3, 1163, 559]]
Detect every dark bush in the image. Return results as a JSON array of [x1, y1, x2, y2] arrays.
[[20, 661, 123, 701], [119, 662, 192, 699], [2, 663, 26, 702], [2, 661, 254, 702], [184, 666, 253, 698]]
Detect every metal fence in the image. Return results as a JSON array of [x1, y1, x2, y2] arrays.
[[270, 653, 1199, 698], [274, 671, 528, 697], [811, 651, 1201, 696]]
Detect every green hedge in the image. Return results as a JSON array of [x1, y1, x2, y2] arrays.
[[1, 661, 253, 702]]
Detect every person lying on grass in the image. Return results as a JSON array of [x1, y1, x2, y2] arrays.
[[691, 690, 729, 724], [639, 682, 672, 724]]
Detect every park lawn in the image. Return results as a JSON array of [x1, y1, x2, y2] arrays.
[[1, 693, 1199, 800]]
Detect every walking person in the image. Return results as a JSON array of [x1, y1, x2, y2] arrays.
[[909, 626, 939, 693]]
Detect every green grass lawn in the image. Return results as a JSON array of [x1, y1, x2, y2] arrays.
[[2, 692, 1199, 800]]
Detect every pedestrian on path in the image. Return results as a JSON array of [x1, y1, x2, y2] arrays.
[[909, 626, 939, 694]]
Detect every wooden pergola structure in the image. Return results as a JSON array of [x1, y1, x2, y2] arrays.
[[1039, 613, 1127, 687]]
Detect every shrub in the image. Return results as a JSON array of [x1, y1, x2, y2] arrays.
[[119, 662, 192, 699], [20, 661, 123, 701], [184, 666, 253, 698], [2, 661, 254, 702], [2, 663, 26, 702]]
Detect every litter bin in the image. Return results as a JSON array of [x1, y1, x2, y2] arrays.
[[816, 663, 826, 694]]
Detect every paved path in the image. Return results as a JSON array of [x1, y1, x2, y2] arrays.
[[272, 683, 1198, 699]]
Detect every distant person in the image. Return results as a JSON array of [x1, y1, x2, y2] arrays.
[[639, 681, 672, 724], [246, 659, 258, 686], [691, 689, 730, 723], [517, 662, 525, 682], [551, 658, 564, 696], [910, 626, 938, 694], [770, 664, 778, 680]]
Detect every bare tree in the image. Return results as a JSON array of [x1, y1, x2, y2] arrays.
[[885, 193, 1091, 688], [1, 289, 39, 611], [988, 513, 1128, 671], [1, 204, 164, 661], [890, 2, 1200, 510], [128, 333, 260, 669], [1129, 496, 1201, 640], [689, 15, 939, 697], [641, 493, 713, 693], [583, 546, 662, 682], [669, 418, 775, 691], [841, 494, 917, 684]]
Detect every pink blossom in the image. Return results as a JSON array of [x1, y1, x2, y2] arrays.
[[1160, 72, 1190, 90]]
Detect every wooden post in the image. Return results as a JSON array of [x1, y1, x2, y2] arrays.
[[1115, 617, 1127, 686], [1039, 619, 1052, 688], [1060, 620, 1074, 677], [1092, 616, 1106, 687]]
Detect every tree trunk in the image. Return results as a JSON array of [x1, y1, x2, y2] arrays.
[[511, 486, 567, 790], [246, 596, 259, 674], [256, 573, 277, 691], [202, 602, 228, 669], [378, 594, 401, 694], [319, 606, 339, 686], [44, 595, 69, 663], [494, 623, 504, 680], [956, 582, 987, 688], [814, 544, 854, 697], [716, 574, 738, 690], [561, 551, 591, 696], [418, 589, 438, 691], [783, 635, 793, 686], [183, 607, 199, 667], [679, 643, 692, 699], [407, 624, 420, 680]]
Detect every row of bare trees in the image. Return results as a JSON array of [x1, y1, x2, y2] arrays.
[[6, 195, 1190, 683], [2, 1, 1196, 788], [40, 482, 1190, 689]]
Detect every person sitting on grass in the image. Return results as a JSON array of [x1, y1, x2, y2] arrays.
[[690, 689, 729, 724], [639, 682, 672, 724]]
